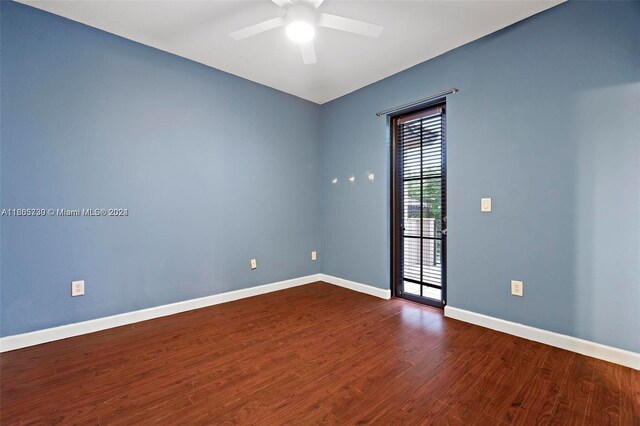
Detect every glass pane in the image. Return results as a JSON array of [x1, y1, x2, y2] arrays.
[[403, 238, 421, 281], [404, 281, 420, 296], [422, 286, 441, 301], [403, 181, 421, 236], [421, 178, 442, 221]]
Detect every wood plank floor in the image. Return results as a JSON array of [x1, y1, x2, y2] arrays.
[[1, 282, 638, 425]]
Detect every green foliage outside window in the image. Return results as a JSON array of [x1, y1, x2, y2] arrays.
[[406, 178, 442, 219]]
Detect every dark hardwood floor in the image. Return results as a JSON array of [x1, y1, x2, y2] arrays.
[[1, 282, 638, 425]]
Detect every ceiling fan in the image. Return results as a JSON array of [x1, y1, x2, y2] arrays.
[[229, 0, 384, 65]]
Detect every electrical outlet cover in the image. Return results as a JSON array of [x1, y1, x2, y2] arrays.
[[72, 280, 85, 297], [511, 280, 523, 297]]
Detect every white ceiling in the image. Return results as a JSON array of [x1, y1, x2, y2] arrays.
[[18, 0, 563, 104]]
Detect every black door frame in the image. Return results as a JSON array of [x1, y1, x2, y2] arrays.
[[390, 102, 447, 309]]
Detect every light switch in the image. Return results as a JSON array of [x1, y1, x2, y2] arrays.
[[481, 198, 492, 212]]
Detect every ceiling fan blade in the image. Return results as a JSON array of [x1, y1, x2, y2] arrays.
[[271, 0, 291, 7], [309, 0, 325, 9], [300, 41, 317, 64], [318, 13, 383, 38], [229, 17, 285, 40]]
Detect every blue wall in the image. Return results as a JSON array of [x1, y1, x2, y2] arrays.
[[320, 1, 640, 352], [0, 1, 321, 336], [2, 1, 639, 354]]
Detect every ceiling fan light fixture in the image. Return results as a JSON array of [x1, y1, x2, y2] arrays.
[[228, 0, 383, 64], [286, 21, 315, 43]]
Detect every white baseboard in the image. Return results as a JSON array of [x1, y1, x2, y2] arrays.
[[0, 274, 389, 353], [5, 277, 635, 370], [319, 274, 391, 300], [0, 274, 322, 353], [444, 306, 640, 370]]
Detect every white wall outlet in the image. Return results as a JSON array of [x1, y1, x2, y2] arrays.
[[481, 197, 492, 212], [511, 280, 524, 297], [311, 251, 317, 261], [72, 280, 85, 297], [250, 259, 257, 270]]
